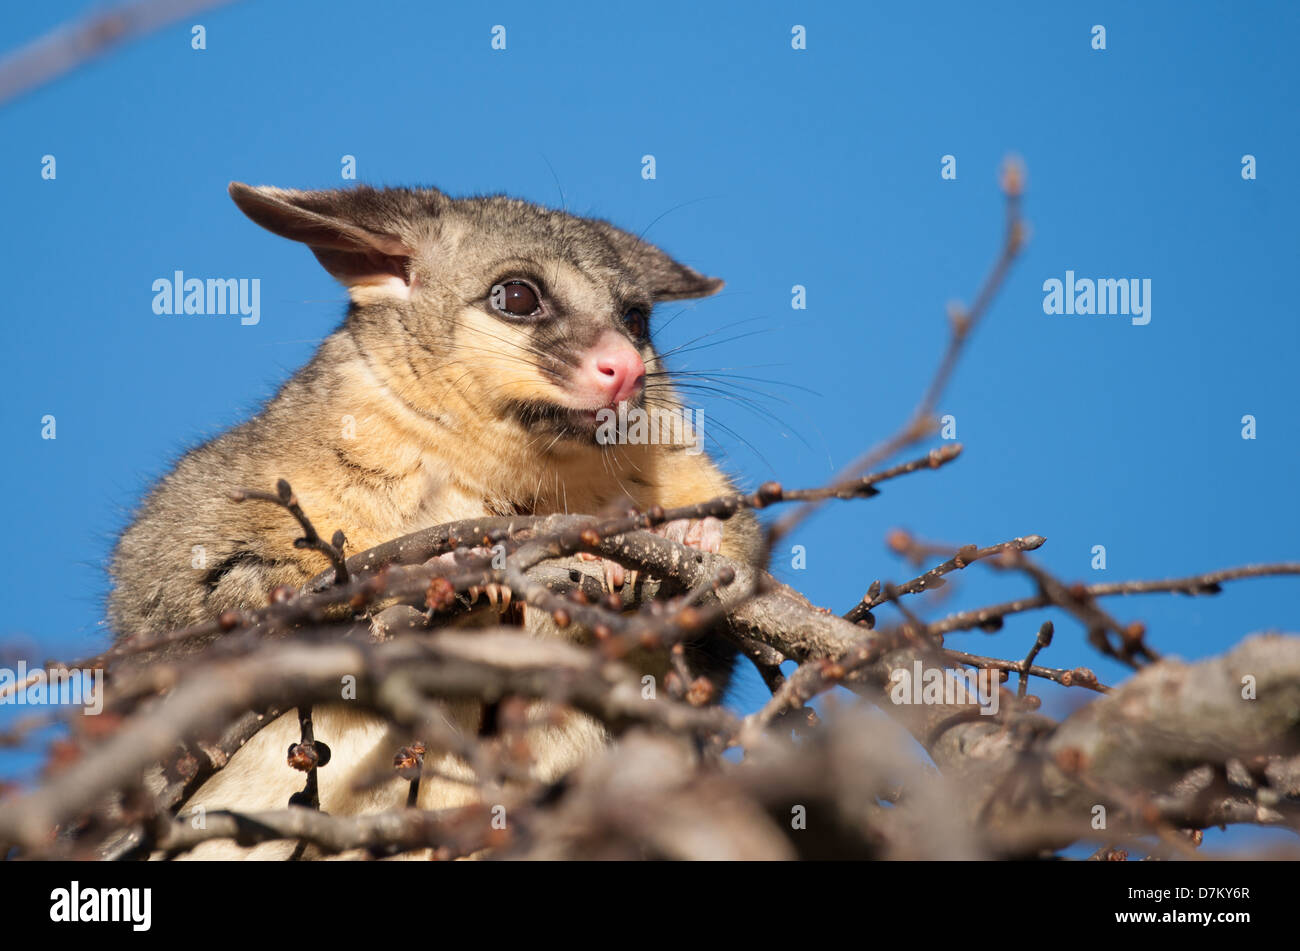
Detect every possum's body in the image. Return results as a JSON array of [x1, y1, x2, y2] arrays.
[[109, 183, 764, 859]]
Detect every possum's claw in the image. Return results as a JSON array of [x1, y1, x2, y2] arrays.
[[575, 517, 723, 596], [603, 559, 626, 592], [434, 548, 511, 612], [470, 582, 512, 613], [488, 582, 512, 613], [578, 551, 627, 593]]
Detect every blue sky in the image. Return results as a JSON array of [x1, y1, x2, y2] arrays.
[[1, 2, 1297, 850]]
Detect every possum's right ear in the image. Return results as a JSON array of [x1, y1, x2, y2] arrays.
[[228, 183, 414, 300]]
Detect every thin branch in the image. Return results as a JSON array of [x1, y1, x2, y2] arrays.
[[926, 562, 1300, 638], [942, 642, 1108, 694], [1019, 621, 1055, 698], [768, 158, 1027, 545], [231, 479, 349, 586], [846, 533, 1047, 621], [0, 0, 241, 106]]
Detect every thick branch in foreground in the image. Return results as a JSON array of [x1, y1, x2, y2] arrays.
[[155, 804, 495, 859], [0, 631, 724, 852]]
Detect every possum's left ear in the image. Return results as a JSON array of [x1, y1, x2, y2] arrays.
[[228, 183, 415, 299], [596, 224, 724, 301]]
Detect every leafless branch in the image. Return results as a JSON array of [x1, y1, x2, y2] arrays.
[[0, 0, 240, 106]]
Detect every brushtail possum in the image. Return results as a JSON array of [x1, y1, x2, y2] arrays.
[[108, 182, 765, 858]]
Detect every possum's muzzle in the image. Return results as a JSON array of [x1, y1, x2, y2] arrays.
[[503, 392, 646, 445], [503, 328, 649, 444]]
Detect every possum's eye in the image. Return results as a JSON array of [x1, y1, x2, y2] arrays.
[[490, 280, 542, 318], [623, 307, 648, 338]]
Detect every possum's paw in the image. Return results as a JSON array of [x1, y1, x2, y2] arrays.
[[578, 551, 628, 593], [654, 516, 724, 555], [579, 517, 724, 595], [433, 549, 512, 613]]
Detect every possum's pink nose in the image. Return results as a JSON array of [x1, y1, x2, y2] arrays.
[[582, 332, 645, 406]]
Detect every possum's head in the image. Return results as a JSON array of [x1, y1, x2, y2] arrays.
[[228, 182, 721, 445]]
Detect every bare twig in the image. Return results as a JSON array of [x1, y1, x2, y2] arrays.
[[0, 0, 241, 106], [231, 479, 349, 586], [846, 533, 1047, 622], [768, 158, 1027, 545]]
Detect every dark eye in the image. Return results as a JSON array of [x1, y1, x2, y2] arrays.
[[624, 307, 648, 337], [491, 280, 541, 317]]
